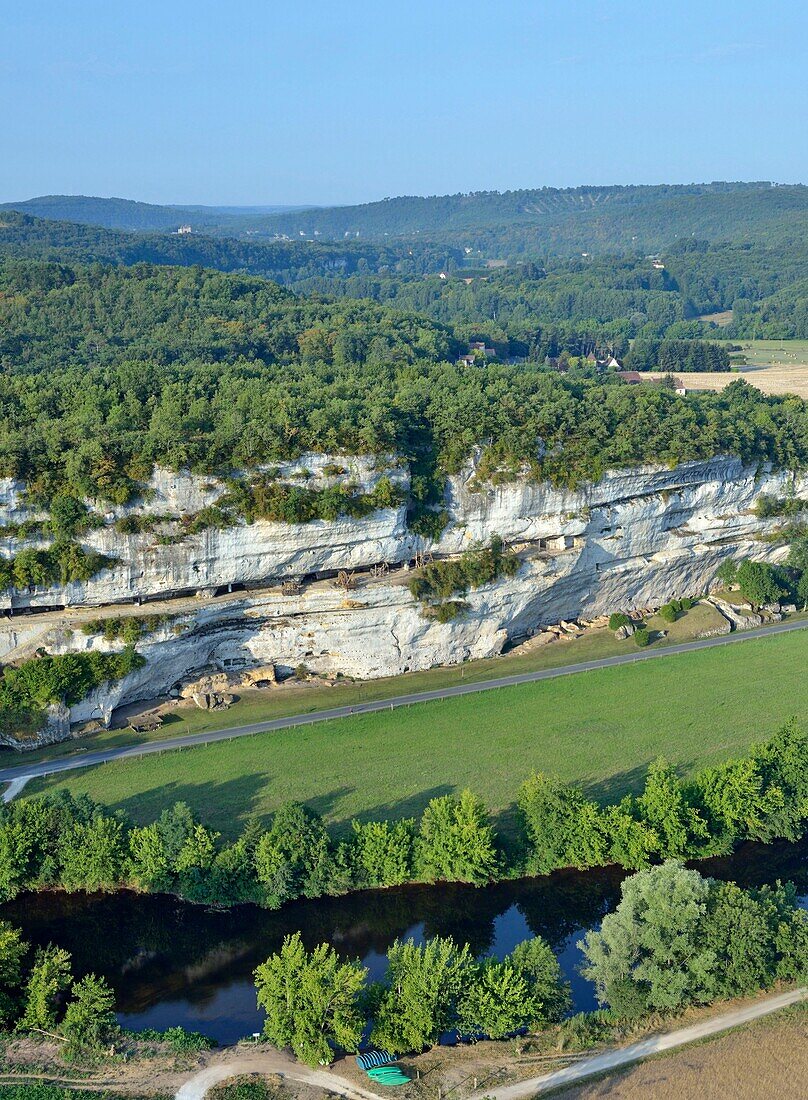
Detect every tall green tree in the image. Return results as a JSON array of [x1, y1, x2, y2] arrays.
[[61, 974, 118, 1060], [579, 861, 717, 1018], [254, 933, 366, 1066], [0, 921, 29, 1027], [456, 959, 531, 1039], [18, 946, 73, 1031], [59, 814, 125, 892], [349, 819, 415, 888], [637, 759, 707, 857], [509, 937, 571, 1025], [254, 803, 332, 907], [416, 790, 499, 884], [517, 773, 607, 873], [736, 560, 788, 608], [371, 937, 474, 1053]]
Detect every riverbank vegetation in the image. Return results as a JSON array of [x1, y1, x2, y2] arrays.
[[252, 861, 807, 1066], [5, 721, 807, 910]]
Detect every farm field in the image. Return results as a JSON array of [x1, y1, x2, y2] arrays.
[[9, 602, 733, 768], [559, 1002, 808, 1098], [25, 628, 808, 839], [648, 339, 808, 397]]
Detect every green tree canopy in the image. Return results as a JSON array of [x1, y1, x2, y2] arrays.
[[254, 933, 366, 1066]]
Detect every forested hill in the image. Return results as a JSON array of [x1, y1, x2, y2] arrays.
[[248, 182, 808, 253], [3, 212, 806, 339], [0, 212, 459, 280], [0, 196, 305, 233], [4, 183, 808, 255], [0, 259, 807, 514]]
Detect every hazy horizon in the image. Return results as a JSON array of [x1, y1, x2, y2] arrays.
[[4, 178, 806, 213]]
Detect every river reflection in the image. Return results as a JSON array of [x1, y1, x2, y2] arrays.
[[6, 838, 807, 1045]]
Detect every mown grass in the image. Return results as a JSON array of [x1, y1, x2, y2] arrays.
[[25, 629, 808, 840], [10, 603, 730, 767]]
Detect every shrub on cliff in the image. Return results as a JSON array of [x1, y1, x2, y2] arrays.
[[408, 537, 519, 609], [0, 648, 144, 712]]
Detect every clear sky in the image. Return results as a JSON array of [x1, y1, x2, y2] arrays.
[[3, 0, 807, 206]]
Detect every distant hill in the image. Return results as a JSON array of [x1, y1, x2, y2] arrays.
[[0, 195, 308, 233], [246, 182, 808, 254], [4, 183, 807, 255], [0, 211, 456, 280]]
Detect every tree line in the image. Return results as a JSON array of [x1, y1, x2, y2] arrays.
[[2, 261, 807, 517], [1, 721, 805, 909], [0, 918, 211, 1066], [252, 859, 808, 1066]]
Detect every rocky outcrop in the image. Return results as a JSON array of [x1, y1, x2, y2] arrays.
[[0, 702, 70, 751], [1, 452, 804, 741], [706, 597, 764, 631]]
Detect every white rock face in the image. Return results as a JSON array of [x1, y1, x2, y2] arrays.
[[1, 454, 804, 731]]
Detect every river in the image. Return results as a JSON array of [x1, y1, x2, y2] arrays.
[[4, 838, 807, 1045]]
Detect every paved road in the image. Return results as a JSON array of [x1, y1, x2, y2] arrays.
[[472, 986, 807, 1098], [2, 616, 807, 788]]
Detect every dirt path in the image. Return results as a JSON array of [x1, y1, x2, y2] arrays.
[[1, 775, 31, 802], [471, 987, 807, 1099], [175, 1048, 384, 1100]]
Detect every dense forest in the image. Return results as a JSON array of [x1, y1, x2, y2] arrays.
[[2, 211, 806, 339], [0, 260, 807, 518], [238, 182, 808, 253]]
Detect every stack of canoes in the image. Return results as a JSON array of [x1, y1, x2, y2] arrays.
[[355, 1050, 410, 1086]]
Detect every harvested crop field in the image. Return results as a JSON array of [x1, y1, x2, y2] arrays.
[[648, 340, 808, 398], [558, 1003, 808, 1098]]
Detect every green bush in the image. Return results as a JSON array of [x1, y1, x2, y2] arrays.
[[608, 612, 630, 631], [0, 647, 145, 712], [408, 537, 519, 610], [0, 543, 113, 593], [134, 1025, 215, 1053], [634, 627, 651, 647], [658, 603, 678, 623]]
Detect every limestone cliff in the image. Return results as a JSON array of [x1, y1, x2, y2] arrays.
[[0, 454, 803, 736]]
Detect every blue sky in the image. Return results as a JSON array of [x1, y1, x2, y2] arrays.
[[3, 0, 807, 205]]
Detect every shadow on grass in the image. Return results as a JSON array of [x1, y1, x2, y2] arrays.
[[345, 785, 456, 829], [582, 759, 698, 806], [110, 773, 270, 834]]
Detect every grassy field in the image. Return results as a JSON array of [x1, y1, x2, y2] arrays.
[[10, 602, 731, 768], [25, 628, 808, 839]]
